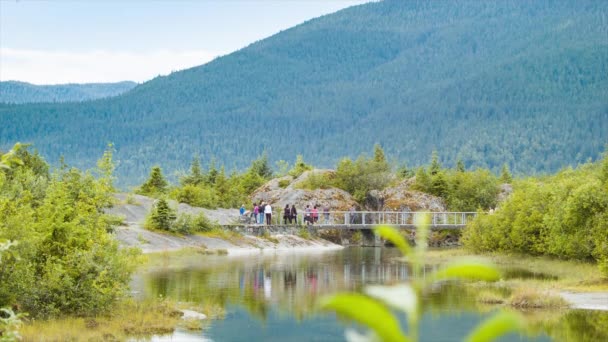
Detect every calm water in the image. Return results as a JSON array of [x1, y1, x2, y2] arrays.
[[133, 248, 608, 342]]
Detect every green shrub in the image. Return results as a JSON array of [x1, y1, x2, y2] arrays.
[[145, 198, 177, 231], [463, 156, 608, 277], [278, 179, 290, 188]]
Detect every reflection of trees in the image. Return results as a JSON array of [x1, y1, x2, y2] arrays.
[[138, 248, 410, 320], [137, 249, 608, 339]]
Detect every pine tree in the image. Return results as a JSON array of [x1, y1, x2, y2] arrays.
[[430, 151, 441, 176], [413, 167, 431, 193], [500, 163, 513, 183], [206, 158, 218, 185], [96, 143, 116, 192], [181, 156, 204, 186], [250, 153, 273, 179], [456, 159, 465, 173], [138, 166, 168, 196], [373, 143, 386, 164], [288, 155, 313, 177], [149, 198, 176, 231]]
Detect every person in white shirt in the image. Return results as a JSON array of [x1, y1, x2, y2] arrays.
[[265, 203, 272, 225]]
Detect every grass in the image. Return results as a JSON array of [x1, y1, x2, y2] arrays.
[[508, 288, 568, 309], [297, 227, 311, 240], [19, 298, 227, 340], [260, 230, 280, 244], [197, 228, 244, 244], [20, 298, 182, 341], [423, 248, 608, 292]]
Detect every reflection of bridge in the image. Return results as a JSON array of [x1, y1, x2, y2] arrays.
[[242, 211, 478, 230]]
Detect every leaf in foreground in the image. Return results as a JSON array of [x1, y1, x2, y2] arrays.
[[365, 284, 417, 318], [465, 311, 524, 342], [374, 225, 411, 257], [321, 293, 410, 342], [431, 259, 500, 282]]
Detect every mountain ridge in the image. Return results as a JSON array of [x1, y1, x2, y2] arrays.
[[1, 0, 606, 185], [0, 80, 138, 104]]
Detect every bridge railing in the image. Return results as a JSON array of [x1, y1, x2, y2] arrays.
[[260, 211, 477, 226]]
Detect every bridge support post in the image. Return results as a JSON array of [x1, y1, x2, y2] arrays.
[[361, 229, 383, 247]]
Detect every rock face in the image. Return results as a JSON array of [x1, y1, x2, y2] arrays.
[[497, 183, 514, 204], [251, 170, 358, 212], [380, 179, 446, 212]]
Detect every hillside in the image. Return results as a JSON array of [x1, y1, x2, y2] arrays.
[[0, 80, 137, 104], [1, 0, 607, 186]]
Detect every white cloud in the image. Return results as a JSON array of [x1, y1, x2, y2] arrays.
[[0, 48, 222, 84]]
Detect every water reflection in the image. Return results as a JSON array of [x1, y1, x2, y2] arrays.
[[133, 248, 608, 341]]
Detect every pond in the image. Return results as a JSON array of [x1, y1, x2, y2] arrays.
[[133, 247, 608, 342]]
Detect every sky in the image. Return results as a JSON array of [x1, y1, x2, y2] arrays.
[[0, 1, 370, 84]]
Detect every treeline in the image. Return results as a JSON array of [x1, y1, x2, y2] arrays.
[[135, 145, 507, 213], [463, 153, 608, 276], [0, 81, 137, 104], [1, 0, 606, 185], [0, 144, 138, 318]]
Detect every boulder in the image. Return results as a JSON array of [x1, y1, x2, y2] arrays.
[[497, 183, 513, 204], [251, 169, 357, 212], [381, 179, 446, 212]]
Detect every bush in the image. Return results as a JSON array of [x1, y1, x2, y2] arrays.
[[463, 156, 608, 277], [0, 146, 140, 317], [145, 199, 177, 231]]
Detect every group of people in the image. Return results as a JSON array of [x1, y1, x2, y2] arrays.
[[240, 202, 332, 225], [242, 202, 275, 225]]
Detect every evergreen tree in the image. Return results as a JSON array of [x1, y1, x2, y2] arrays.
[[181, 155, 205, 186], [373, 143, 387, 164], [138, 166, 168, 196], [500, 163, 513, 183], [431, 170, 449, 198], [456, 159, 466, 173], [413, 167, 431, 193], [288, 155, 313, 177], [148, 198, 176, 231], [250, 153, 273, 179], [429, 151, 442, 176], [96, 143, 116, 193], [206, 158, 218, 185]]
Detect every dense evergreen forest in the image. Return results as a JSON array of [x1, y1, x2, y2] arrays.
[[1, 0, 606, 186], [0, 81, 137, 104]]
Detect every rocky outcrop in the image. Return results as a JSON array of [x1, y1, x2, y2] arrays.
[[497, 183, 513, 204], [251, 170, 357, 211], [380, 179, 446, 212]]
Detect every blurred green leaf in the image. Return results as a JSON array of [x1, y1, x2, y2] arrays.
[[321, 293, 410, 342], [374, 225, 411, 257], [365, 284, 417, 319], [345, 328, 379, 342], [465, 311, 524, 342], [431, 259, 500, 282]]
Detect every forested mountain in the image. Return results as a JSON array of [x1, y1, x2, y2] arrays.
[[1, 0, 607, 186], [0, 81, 137, 104]]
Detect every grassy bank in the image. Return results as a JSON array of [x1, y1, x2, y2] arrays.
[[420, 247, 608, 312]]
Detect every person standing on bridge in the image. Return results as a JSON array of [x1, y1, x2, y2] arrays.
[[290, 204, 298, 224], [323, 205, 330, 224], [283, 204, 290, 224], [259, 202, 266, 224], [265, 202, 272, 225], [312, 205, 319, 224], [253, 203, 259, 224]]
